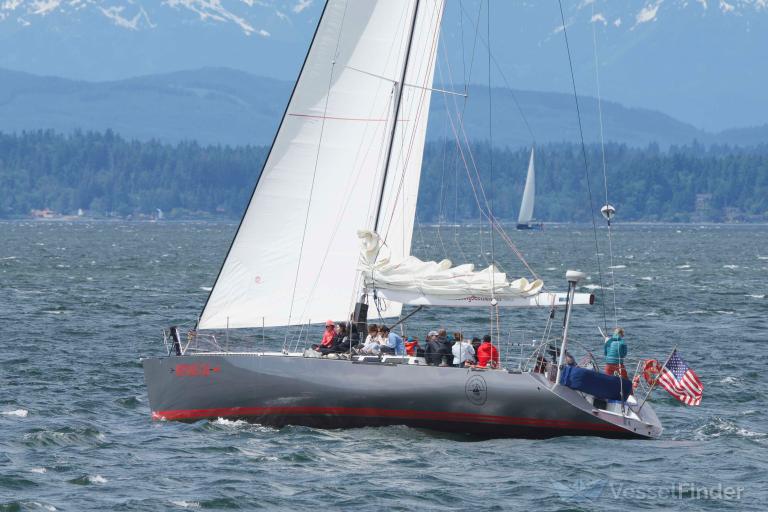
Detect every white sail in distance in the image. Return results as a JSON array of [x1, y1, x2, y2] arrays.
[[199, 0, 445, 330], [517, 147, 536, 225]]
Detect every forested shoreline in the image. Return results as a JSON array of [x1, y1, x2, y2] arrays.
[[1, 130, 767, 222]]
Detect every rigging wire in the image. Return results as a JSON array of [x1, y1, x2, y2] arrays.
[[591, 2, 618, 328], [557, 0, 608, 332], [486, 0, 497, 342], [486, 0, 495, 291], [456, 0, 536, 146]]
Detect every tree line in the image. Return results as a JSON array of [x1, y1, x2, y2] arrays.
[[1, 130, 767, 222]]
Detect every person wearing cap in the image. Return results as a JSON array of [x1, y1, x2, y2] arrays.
[[424, 330, 442, 366], [404, 336, 420, 356], [313, 320, 336, 353], [476, 335, 500, 368]]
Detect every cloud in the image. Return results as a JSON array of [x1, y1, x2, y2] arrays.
[[292, 0, 312, 14], [635, 1, 663, 26], [257, 28, 270, 37]]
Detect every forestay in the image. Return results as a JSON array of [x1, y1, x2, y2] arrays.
[[199, 0, 445, 329]]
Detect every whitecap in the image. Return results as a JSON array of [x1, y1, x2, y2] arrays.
[[171, 501, 201, 509], [581, 284, 602, 290], [87, 475, 108, 484], [676, 264, 691, 269], [688, 310, 706, 315], [640, 277, 653, 281], [546, 267, 557, 271], [746, 294, 765, 299], [722, 264, 738, 269], [212, 417, 250, 428], [30, 503, 56, 512], [757, 256, 768, 260], [720, 376, 738, 384], [2, 408, 29, 417], [30, 467, 47, 474], [200, 286, 213, 292], [608, 265, 626, 269], [0, 256, 17, 260]]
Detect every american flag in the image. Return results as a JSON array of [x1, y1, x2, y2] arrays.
[[658, 350, 703, 406]]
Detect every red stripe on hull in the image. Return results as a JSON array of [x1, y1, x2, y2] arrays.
[[152, 406, 624, 432]]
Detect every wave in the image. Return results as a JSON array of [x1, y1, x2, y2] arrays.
[[23, 427, 106, 448], [2, 408, 28, 417], [171, 501, 201, 509], [694, 417, 767, 444]]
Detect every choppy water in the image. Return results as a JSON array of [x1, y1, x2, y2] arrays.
[[1, 221, 766, 511]]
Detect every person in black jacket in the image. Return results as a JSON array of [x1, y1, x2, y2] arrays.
[[424, 331, 443, 366], [332, 322, 352, 353], [436, 328, 452, 366]]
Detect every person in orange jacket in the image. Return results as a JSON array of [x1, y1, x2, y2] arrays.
[[476, 335, 500, 368]]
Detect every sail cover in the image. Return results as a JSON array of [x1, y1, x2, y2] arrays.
[[358, 230, 547, 303], [199, 0, 445, 329], [517, 147, 535, 225]]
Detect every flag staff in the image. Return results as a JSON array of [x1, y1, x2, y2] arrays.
[[638, 345, 677, 413]]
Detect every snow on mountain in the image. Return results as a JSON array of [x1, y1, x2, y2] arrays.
[[0, 0, 315, 34]]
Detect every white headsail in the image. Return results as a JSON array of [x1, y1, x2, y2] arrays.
[[199, 0, 445, 329], [517, 147, 536, 225]]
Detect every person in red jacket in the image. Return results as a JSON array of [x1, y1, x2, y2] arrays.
[[313, 320, 336, 353], [476, 335, 500, 368]]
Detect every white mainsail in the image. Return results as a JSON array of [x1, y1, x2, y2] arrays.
[[199, 0, 445, 329], [517, 147, 535, 225]]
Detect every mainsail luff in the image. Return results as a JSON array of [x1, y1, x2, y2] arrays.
[[517, 147, 536, 225], [198, 0, 445, 330]]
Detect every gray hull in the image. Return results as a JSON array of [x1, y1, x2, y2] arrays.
[[142, 354, 661, 439]]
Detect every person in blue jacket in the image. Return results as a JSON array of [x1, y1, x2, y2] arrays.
[[604, 327, 628, 378], [379, 325, 405, 356]]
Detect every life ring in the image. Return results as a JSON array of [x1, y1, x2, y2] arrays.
[[643, 359, 663, 386]]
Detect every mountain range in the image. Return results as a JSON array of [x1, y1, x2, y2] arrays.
[[1, 66, 765, 148], [1, 1, 767, 132]]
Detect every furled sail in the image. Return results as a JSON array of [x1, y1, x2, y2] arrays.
[[358, 230, 547, 305], [199, 0, 445, 329], [517, 147, 535, 225]]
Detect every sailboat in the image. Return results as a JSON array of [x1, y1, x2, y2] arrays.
[[142, 0, 662, 439], [516, 147, 543, 230]]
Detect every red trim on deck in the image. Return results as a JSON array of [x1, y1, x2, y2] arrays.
[[151, 406, 623, 432]]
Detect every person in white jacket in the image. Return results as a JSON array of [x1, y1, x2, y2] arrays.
[[452, 334, 475, 367]]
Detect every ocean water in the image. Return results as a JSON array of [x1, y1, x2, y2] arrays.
[[1, 220, 766, 511]]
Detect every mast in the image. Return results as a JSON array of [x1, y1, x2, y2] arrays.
[[373, 0, 421, 233]]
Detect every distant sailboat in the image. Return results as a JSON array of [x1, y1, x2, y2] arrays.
[[516, 147, 542, 230]]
